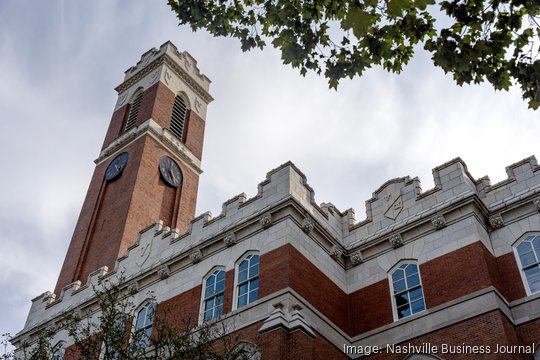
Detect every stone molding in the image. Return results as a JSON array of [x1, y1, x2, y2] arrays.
[[260, 213, 272, 229], [330, 245, 343, 260], [223, 232, 236, 247], [190, 248, 202, 264], [350, 251, 364, 265], [389, 233, 403, 248], [534, 197, 540, 212], [158, 265, 170, 279], [489, 214, 505, 229], [430, 214, 447, 230], [301, 217, 315, 234]]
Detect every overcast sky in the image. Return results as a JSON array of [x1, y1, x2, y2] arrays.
[[1, 0, 539, 339]]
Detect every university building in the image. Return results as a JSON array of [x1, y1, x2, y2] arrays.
[[12, 42, 540, 359]]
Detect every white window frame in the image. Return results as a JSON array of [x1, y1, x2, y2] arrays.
[[199, 266, 227, 324], [132, 299, 156, 349], [388, 260, 426, 321], [232, 251, 260, 311], [512, 232, 540, 296]]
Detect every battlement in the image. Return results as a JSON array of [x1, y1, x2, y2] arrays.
[[18, 155, 540, 336]]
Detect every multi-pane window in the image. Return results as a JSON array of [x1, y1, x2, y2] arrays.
[[237, 254, 259, 309], [203, 269, 225, 322], [134, 301, 156, 348], [391, 263, 426, 320], [515, 234, 540, 294], [170, 95, 187, 141], [125, 89, 144, 132]]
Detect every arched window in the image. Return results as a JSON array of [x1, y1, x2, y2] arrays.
[[389, 262, 426, 320], [124, 89, 144, 132], [133, 300, 156, 348], [235, 253, 259, 309], [514, 234, 540, 295], [52, 341, 65, 360], [170, 94, 188, 141], [202, 268, 226, 322]]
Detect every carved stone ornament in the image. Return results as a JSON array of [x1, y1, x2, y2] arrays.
[[118, 93, 128, 106], [389, 233, 403, 248], [194, 97, 202, 112], [128, 282, 139, 295], [489, 214, 504, 229], [224, 233, 236, 247], [350, 251, 364, 265], [158, 265, 170, 279], [534, 197, 540, 212], [330, 245, 343, 260], [260, 214, 272, 229], [190, 248, 202, 264], [301, 218, 315, 234], [431, 214, 447, 230]]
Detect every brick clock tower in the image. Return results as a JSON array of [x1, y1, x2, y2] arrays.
[[54, 42, 213, 295]]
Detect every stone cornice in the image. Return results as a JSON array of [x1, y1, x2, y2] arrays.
[[95, 119, 203, 175], [115, 54, 214, 104]]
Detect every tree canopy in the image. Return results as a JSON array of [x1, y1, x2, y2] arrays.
[[168, 0, 540, 109]]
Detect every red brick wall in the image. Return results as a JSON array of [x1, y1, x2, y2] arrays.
[[101, 104, 129, 149], [55, 135, 200, 294], [157, 286, 202, 328], [348, 280, 393, 335], [183, 110, 205, 160], [496, 252, 527, 301], [259, 244, 350, 333], [368, 311, 524, 360], [516, 318, 540, 348]]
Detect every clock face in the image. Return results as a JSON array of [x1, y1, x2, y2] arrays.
[[104, 152, 129, 181], [159, 156, 183, 187]]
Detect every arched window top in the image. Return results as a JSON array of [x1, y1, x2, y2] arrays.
[[389, 261, 426, 320], [513, 233, 540, 295], [124, 88, 144, 133], [170, 93, 189, 141], [202, 267, 226, 322], [234, 252, 259, 310], [52, 341, 65, 360], [133, 300, 156, 348]]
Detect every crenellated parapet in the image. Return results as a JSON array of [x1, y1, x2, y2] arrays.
[[15, 155, 540, 346]]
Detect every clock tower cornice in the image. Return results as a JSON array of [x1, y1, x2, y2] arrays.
[[94, 119, 204, 175]]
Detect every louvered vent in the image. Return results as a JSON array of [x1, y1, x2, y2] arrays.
[[170, 95, 187, 141], [124, 91, 143, 132]]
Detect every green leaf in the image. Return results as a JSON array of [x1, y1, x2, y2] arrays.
[[341, 7, 374, 37]]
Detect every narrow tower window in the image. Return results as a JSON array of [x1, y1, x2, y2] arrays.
[[236, 253, 259, 309], [514, 234, 540, 294], [390, 262, 426, 320], [133, 301, 156, 348], [170, 95, 187, 141], [202, 269, 226, 322], [125, 89, 144, 132]]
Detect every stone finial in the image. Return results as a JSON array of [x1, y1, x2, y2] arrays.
[[301, 218, 315, 234], [260, 213, 272, 229], [190, 248, 202, 263], [350, 251, 364, 265], [224, 232, 236, 247], [158, 265, 170, 279], [489, 214, 504, 229], [128, 282, 139, 295], [330, 245, 343, 260], [389, 233, 403, 248], [534, 197, 540, 212], [431, 214, 447, 230]]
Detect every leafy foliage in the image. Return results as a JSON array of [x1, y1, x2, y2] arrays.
[[2, 277, 258, 360], [168, 0, 540, 109]]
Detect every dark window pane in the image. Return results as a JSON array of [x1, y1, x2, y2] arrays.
[[239, 261, 248, 272], [249, 289, 258, 303], [395, 293, 409, 308], [520, 251, 537, 267], [393, 279, 406, 293], [238, 269, 248, 283], [397, 304, 411, 319], [411, 299, 426, 314], [409, 287, 423, 302], [407, 274, 420, 288], [249, 264, 259, 278], [392, 269, 404, 281], [525, 266, 540, 293], [239, 283, 249, 296], [251, 278, 259, 291], [238, 294, 248, 308]]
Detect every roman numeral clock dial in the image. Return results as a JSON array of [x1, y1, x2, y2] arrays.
[[159, 156, 183, 187], [104, 152, 129, 181]]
